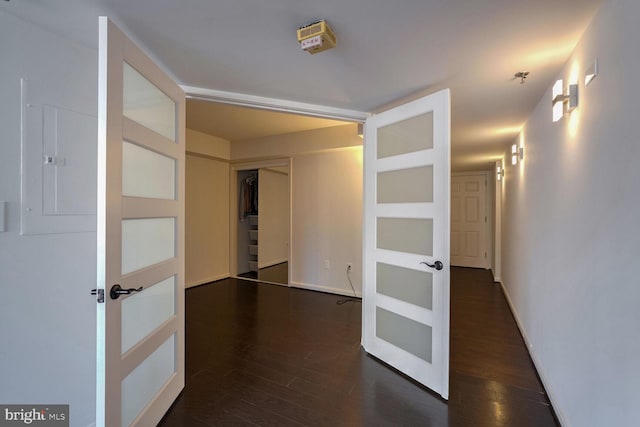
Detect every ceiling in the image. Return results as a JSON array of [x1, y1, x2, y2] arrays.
[[186, 100, 349, 142], [2, 0, 603, 170]]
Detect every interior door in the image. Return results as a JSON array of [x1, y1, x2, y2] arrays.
[[95, 17, 185, 427], [362, 89, 450, 399], [451, 174, 488, 268]]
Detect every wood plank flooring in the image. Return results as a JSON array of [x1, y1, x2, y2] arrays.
[[159, 267, 557, 426]]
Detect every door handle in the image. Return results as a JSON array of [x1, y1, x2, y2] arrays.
[[420, 260, 444, 271], [110, 284, 143, 300]]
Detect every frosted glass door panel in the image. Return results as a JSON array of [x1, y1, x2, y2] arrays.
[[122, 218, 175, 274], [121, 334, 175, 427], [121, 276, 176, 354], [378, 166, 433, 203], [376, 307, 432, 363], [377, 263, 433, 310], [377, 112, 433, 159], [122, 141, 176, 200], [123, 63, 176, 141], [377, 217, 433, 256]]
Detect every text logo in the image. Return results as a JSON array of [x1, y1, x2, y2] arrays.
[[0, 405, 68, 427]]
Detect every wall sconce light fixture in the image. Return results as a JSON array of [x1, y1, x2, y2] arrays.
[[511, 144, 524, 165], [496, 165, 504, 181], [585, 59, 598, 86], [552, 79, 578, 122]]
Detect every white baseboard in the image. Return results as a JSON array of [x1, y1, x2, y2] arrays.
[[499, 281, 568, 427], [290, 280, 362, 298], [186, 273, 231, 289]]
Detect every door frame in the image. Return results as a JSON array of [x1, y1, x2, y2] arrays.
[[493, 160, 503, 282], [451, 171, 493, 269], [182, 86, 369, 122], [183, 86, 368, 289], [230, 158, 292, 286]]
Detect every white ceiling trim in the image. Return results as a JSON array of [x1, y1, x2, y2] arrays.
[[182, 85, 370, 123]]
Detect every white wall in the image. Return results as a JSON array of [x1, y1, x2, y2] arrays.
[[0, 11, 96, 427], [500, 0, 640, 425], [185, 129, 231, 287], [233, 124, 363, 296]]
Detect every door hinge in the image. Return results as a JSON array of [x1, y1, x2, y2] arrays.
[[485, 216, 487, 223], [485, 251, 487, 259], [91, 289, 105, 303]]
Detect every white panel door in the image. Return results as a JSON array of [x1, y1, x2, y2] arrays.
[[363, 89, 450, 398], [95, 17, 185, 427], [451, 174, 488, 268]]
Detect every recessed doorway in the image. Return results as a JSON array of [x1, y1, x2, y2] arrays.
[[235, 164, 290, 286]]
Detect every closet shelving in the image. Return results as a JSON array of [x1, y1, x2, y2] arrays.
[[248, 215, 258, 271]]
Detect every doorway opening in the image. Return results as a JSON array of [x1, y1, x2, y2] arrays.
[[184, 97, 362, 294], [233, 162, 290, 287]]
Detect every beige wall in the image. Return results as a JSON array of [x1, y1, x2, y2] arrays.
[[231, 123, 361, 159], [233, 124, 363, 296], [186, 122, 363, 296], [185, 129, 231, 287], [291, 147, 363, 296], [186, 128, 230, 159]]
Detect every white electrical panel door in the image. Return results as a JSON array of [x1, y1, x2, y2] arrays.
[[20, 77, 98, 235]]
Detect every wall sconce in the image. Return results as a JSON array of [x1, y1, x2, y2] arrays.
[[585, 59, 598, 86], [511, 144, 523, 165], [552, 79, 578, 122], [496, 166, 504, 181], [357, 123, 364, 139]]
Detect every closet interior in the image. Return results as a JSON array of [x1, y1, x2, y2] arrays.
[[237, 170, 259, 277]]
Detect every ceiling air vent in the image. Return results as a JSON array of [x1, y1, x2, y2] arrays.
[[297, 20, 336, 54]]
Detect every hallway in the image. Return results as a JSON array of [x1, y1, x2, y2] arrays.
[[160, 267, 557, 426]]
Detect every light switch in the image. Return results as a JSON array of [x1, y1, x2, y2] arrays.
[[0, 201, 6, 232]]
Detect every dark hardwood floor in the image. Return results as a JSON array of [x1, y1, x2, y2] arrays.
[[159, 267, 557, 426]]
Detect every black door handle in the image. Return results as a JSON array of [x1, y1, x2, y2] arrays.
[[420, 260, 444, 271], [110, 284, 143, 300]]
